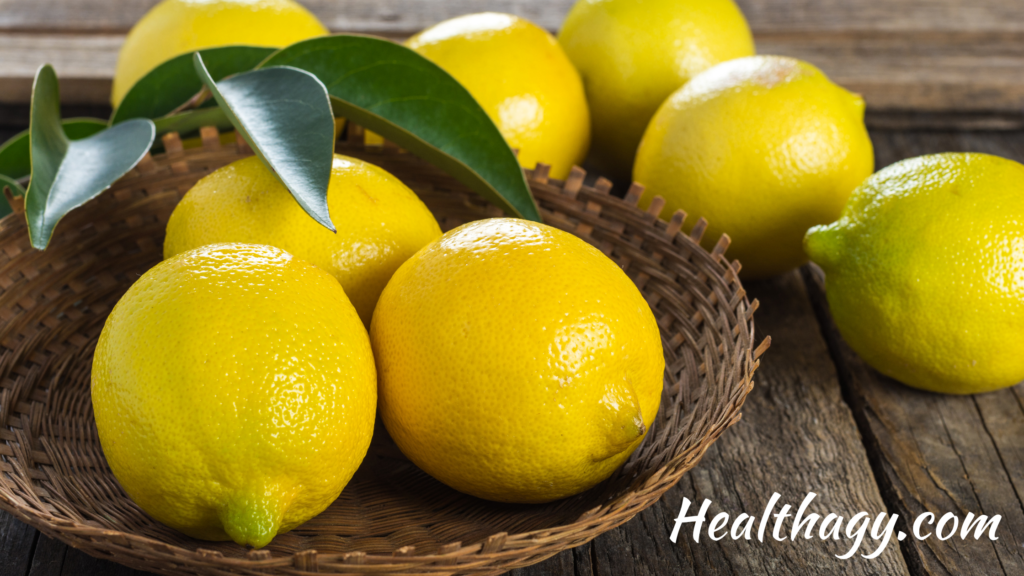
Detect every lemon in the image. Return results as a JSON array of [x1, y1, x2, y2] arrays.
[[164, 154, 442, 326], [407, 13, 590, 180], [634, 55, 874, 279], [558, 0, 755, 181], [371, 219, 664, 503], [111, 0, 328, 106], [91, 244, 376, 548], [805, 153, 1024, 395]]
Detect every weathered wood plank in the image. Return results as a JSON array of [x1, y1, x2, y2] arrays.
[[24, 532, 154, 576], [59, 545, 147, 576], [3, 0, 570, 34], [584, 271, 909, 575], [0, 509, 37, 576], [27, 535, 67, 576], [5, 31, 1024, 112], [739, 0, 1024, 33], [805, 267, 1024, 576], [5, 0, 1024, 35], [2, 0, 1024, 111], [509, 543, 593, 576], [0, 34, 121, 105], [805, 127, 1024, 576], [755, 31, 1024, 112]]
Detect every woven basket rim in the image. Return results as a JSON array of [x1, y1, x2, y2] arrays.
[[0, 127, 769, 575]]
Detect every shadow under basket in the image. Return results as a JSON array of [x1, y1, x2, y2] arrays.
[[0, 126, 769, 576]]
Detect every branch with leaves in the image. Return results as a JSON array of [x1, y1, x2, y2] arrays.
[[0, 35, 540, 250]]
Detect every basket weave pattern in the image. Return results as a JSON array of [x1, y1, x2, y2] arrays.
[[0, 126, 766, 575]]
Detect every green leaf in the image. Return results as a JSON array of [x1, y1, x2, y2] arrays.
[[0, 118, 108, 182], [193, 52, 336, 231], [111, 45, 276, 125], [25, 65, 155, 249], [260, 35, 539, 221]]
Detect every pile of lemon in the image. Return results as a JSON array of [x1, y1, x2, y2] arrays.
[[93, 0, 1024, 551], [96, 151, 665, 548]]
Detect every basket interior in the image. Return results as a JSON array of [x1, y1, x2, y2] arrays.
[[0, 130, 760, 569]]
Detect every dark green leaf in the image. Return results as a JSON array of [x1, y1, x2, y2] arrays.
[[0, 118, 108, 181], [193, 52, 336, 231], [111, 45, 276, 125], [25, 65, 155, 249], [259, 35, 539, 221]]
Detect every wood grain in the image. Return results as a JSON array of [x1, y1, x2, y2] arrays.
[[2, 0, 1024, 111], [8, 0, 571, 34], [27, 535, 67, 576], [5, 0, 1024, 35], [805, 267, 1024, 576], [4, 30, 1024, 113], [0, 508, 37, 576], [756, 31, 1024, 111], [0, 33, 120, 105], [738, 0, 1024, 33], [509, 544, 593, 576]]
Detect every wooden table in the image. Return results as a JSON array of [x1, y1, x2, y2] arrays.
[[1, 1, 1023, 575]]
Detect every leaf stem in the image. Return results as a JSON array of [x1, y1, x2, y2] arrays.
[[167, 86, 212, 116]]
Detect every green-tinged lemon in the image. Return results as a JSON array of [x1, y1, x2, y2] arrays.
[[805, 153, 1024, 394]]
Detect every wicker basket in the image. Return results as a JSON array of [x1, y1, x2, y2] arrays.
[[0, 125, 768, 576]]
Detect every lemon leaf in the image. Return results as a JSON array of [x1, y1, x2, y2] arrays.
[[111, 45, 276, 126], [0, 118, 108, 181], [2, 118, 121, 222], [259, 35, 539, 222], [0, 117, 108, 218], [193, 53, 336, 232], [24, 65, 155, 249]]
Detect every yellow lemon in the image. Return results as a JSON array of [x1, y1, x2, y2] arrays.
[[407, 13, 590, 180], [164, 154, 442, 326], [558, 0, 755, 181], [805, 153, 1024, 395], [634, 55, 874, 279], [371, 219, 664, 503], [111, 0, 328, 106], [92, 244, 376, 548]]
